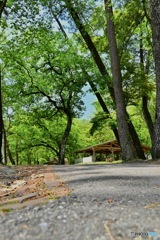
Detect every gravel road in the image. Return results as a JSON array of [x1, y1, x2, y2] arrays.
[[0, 163, 160, 240]]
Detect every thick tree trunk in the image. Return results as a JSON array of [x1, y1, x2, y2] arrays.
[[150, 0, 160, 159], [104, 0, 137, 160]]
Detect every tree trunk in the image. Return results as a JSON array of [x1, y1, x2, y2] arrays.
[[127, 119, 145, 159], [0, 0, 7, 17], [2, 126, 7, 164], [150, 0, 160, 159], [0, 70, 3, 164], [27, 152, 31, 165], [6, 139, 16, 165], [142, 96, 154, 142], [139, 36, 154, 142], [0, 0, 7, 165], [59, 113, 72, 165], [104, 0, 137, 160], [15, 142, 19, 165]]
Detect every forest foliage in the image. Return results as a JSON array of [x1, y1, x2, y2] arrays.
[[0, 0, 159, 164]]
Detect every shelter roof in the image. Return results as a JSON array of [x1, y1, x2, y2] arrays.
[[75, 140, 151, 154]]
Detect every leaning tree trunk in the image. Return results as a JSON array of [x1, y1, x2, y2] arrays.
[[59, 113, 72, 165], [0, 0, 7, 16], [104, 0, 137, 160], [127, 118, 145, 159], [2, 126, 7, 164], [142, 96, 154, 142], [150, 0, 160, 159], [6, 139, 16, 165], [15, 142, 19, 165], [139, 36, 154, 143]]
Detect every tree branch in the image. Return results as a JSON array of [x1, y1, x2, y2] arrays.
[[12, 57, 34, 86], [142, 0, 151, 23], [20, 141, 59, 155], [0, 0, 7, 17]]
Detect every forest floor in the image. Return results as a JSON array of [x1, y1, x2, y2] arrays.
[[0, 164, 70, 213]]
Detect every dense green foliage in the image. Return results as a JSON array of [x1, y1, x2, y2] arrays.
[[0, 0, 159, 164]]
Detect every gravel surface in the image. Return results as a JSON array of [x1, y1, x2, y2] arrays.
[[0, 163, 160, 240]]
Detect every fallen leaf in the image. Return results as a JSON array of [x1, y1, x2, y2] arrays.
[[107, 198, 114, 203]]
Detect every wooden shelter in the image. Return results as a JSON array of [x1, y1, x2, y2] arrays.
[[75, 140, 151, 162]]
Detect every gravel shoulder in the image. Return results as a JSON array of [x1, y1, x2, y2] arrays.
[[0, 163, 160, 240]]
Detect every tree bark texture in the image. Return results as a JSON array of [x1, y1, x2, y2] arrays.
[[2, 127, 7, 164], [150, 0, 160, 159], [16, 142, 19, 165], [104, 0, 137, 160], [0, 0, 7, 17], [6, 140, 16, 165], [0, 70, 3, 163], [0, 1, 7, 164], [59, 114, 72, 165], [127, 117, 145, 159]]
